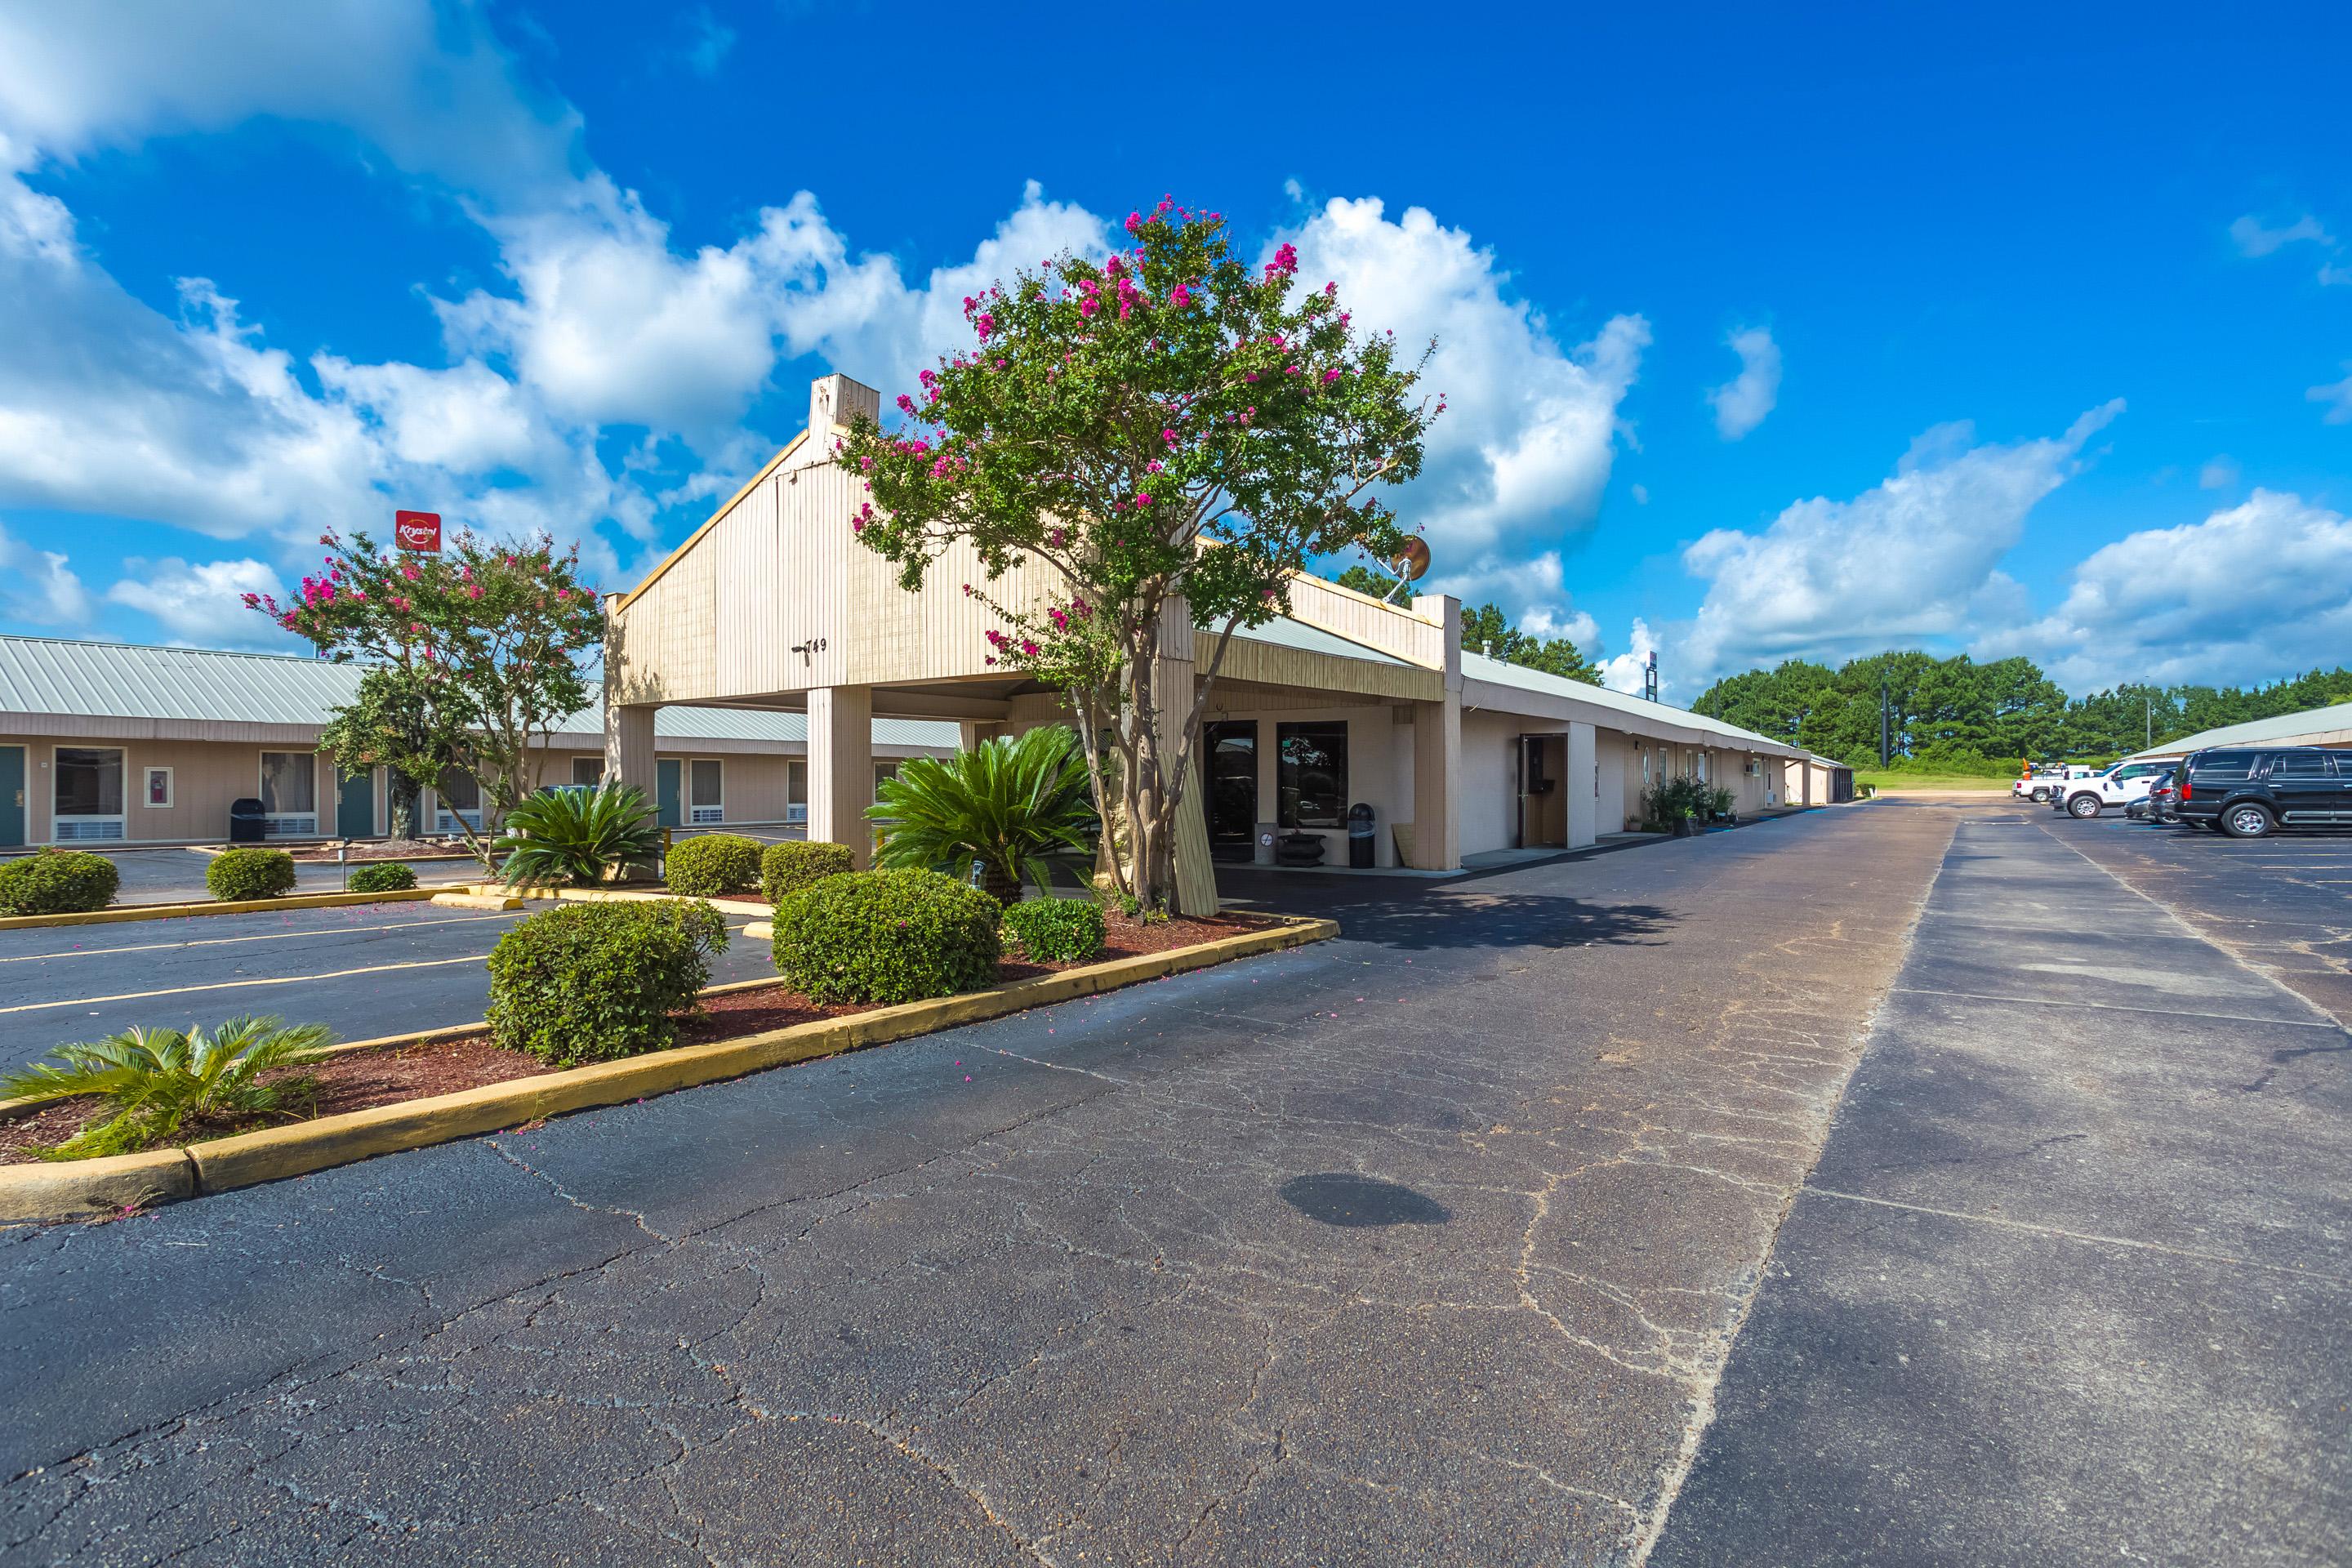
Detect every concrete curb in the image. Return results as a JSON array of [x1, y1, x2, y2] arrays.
[[0, 917, 1335, 1223], [0, 887, 443, 932]]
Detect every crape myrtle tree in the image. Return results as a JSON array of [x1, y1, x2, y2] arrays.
[[837, 198, 1438, 912], [247, 530, 603, 866]]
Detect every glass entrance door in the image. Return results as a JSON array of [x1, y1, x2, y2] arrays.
[[1203, 721, 1258, 861]]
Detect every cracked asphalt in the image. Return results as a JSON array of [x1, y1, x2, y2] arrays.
[[1, 802, 1952, 1565], [8, 803, 2345, 1564], [1654, 804, 2352, 1566]]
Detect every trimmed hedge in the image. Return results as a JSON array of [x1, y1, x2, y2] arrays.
[[485, 898, 729, 1066], [207, 848, 296, 902], [666, 833, 762, 898], [346, 862, 418, 893], [771, 868, 1000, 1005], [760, 840, 854, 904], [1000, 898, 1107, 964], [0, 848, 121, 916]]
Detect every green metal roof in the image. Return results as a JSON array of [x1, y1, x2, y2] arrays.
[[2127, 699, 2352, 760], [0, 635, 958, 749]]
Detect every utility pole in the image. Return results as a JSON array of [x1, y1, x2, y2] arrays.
[[2145, 696, 2153, 749], [1879, 679, 1891, 767]]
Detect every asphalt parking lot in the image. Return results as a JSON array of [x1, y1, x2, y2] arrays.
[[2041, 807, 2352, 1027], [0, 902, 781, 1071]]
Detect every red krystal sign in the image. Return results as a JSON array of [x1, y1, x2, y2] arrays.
[[394, 510, 442, 552]]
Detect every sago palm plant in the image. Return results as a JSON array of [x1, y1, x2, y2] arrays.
[[494, 782, 663, 886], [1, 1015, 333, 1160], [866, 724, 1098, 903]]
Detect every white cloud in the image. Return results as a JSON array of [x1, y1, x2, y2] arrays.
[[678, 8, 736, 77], [1708, 326, 1780, 440], [1669, 401, 2123, 685], [0, 523, 92, 626], [106, 556, 294, 648], [2198, 456, 2240, 490], [1278, 194, 1648, 681], [2321, 262, 2352, 287], [1984, 491, 2352, 690], [1276, 196, 1648, 580], [2310, 366, 2352, 424], [2229, 212, 2336, 258], [1599, 618, 1659, 695]]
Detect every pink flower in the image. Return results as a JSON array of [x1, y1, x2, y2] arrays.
[[1161, 427, 1178, 444], [1169, 284, 1192, 307], [1147, 460, 1162, 474], [1135, 492, 1152, 506], [1125, 211, 1143, 234], [401, 563, 420, 581], [1264, 242, 1298, 278], [467, 586, 482, 599], [1321, 368, 1342, 384], [897, 394, 917, 415], [1285, 365, 1301, 375], [1325, 280, 1338, 297]]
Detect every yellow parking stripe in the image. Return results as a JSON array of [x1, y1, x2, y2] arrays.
[[0, 954, 492, 1015], [0, 913, 516, 964]]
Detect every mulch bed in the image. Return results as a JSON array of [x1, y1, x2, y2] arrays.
[[1, 909, 1273, 1165]]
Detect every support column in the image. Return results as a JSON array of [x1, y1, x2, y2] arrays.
[[604, 702, 657, 796], [1404, 692, 1462, 870], [1566, 721, 1597, 849], [808, 684, 875, 866]]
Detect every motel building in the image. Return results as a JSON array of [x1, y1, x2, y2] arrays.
[[599, 375, 1825, 910], [0, 633, 956, 850]]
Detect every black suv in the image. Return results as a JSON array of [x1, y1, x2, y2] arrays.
[[2174, 746, 2352, 838]]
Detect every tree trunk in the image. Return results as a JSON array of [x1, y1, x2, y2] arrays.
[[388, 773, 420, 840]]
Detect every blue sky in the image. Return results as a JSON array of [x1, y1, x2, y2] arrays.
[[1, 2, 2347, 698]]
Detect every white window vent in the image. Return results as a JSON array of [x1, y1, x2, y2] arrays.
[[261, 816, 318, 839], [689, 804, 724, 825], [55, 817, 125, 842]]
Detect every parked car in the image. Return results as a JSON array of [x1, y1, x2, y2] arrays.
[[2127, 768, 2184, 823], [2012, 764, 2093, 802], [2172, 746, 2352, 838], [2054, 758, 2176, 818]]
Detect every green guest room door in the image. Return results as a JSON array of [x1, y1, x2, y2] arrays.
[[337, 767, 376, 839], [0, 746, 22, 847], [657, 759, 682, 828]]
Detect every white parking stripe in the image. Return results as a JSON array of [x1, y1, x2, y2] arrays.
[[0, 913, 516, 964], [0, 954, 492, 1014]]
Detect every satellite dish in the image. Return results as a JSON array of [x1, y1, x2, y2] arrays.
[[1390, 537, 1431, 583]]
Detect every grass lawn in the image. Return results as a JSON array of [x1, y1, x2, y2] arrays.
[[1854, 770, 2014, 793]]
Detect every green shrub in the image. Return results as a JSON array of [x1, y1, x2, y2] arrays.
[[485, 898, 729, 1066], [666, 833, 762, 898], [345, 862, 418, 893], [0, 1015, 331, 1160], [772, 868, 1000, 1004], [494, 782, 663, 886], [207, 847, 296, 902], [760, 840, 855, 904], [1000, 898, 1107, 964], [866, 724, 1096, 904], [0, 848, 121, 916]]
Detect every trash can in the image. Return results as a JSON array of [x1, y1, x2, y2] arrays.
[[228, 797, 268, 844], [1347, 802, 1376, 868]]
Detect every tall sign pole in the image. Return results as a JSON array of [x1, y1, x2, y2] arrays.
[[1879, 679, 1891, 767]]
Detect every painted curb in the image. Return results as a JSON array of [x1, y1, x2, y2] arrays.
[[1, 918, 1335, 1223], [0, 1149, 195, 1223], [0, 887, 443, 932]]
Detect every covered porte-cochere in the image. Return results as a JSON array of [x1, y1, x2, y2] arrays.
[[601, 375, 1815, 910]]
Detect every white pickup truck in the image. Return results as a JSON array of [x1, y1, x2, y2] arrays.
[[2013, 765, 2097, 803], [2052, 758, 2176, 817]]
